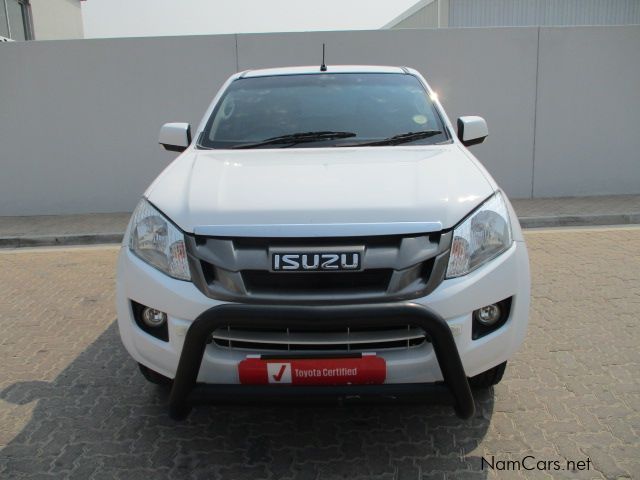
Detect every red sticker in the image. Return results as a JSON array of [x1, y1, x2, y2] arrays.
[[238, 356, 386, 385]]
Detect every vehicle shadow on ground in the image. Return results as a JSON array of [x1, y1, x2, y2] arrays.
[[1, 322, 494, 479]]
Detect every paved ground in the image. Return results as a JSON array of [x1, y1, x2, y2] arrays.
[[511, 195, 640, 229], [0, 227, 638, 479], [2, 194, 640, 247], [510, 194, 640, 217]]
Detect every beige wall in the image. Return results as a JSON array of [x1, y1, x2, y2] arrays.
[[30, 0, 83, 40]]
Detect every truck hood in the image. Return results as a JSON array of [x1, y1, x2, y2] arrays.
[[146, 145, 494, 236]]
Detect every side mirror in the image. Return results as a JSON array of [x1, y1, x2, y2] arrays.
[[457, 116, 488, 147], [159, 122, 191, 152]]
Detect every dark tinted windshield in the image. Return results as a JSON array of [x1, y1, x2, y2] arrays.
[[198, 73, 449, 149]]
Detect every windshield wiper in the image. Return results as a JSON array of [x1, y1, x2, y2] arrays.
[[232, 131, 356, 149], [344, 130, 442, 147]]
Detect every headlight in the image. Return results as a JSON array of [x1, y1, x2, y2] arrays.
[[446, 192, 512, 278], [128, 199, 191, 280]]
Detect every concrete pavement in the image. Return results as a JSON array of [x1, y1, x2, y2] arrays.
[[511, 194, 640, 228], [0, 226, 638, 479]]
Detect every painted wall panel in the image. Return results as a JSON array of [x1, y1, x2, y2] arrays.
[[533, 26, 640, 196], [450, 0, 640, 27], [0, 35, 237, 215], [0, 26, 638, 215]]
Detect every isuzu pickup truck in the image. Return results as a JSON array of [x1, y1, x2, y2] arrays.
[[116, 65, 530, 420]]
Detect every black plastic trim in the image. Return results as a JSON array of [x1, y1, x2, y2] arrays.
[[168, 302, 475, 421], [472, 297, 513, 340], [457, 118, 487, 147], [188, 383, 456, 407], [160, 125, 192, 152], [131, 300, 169, 342], [161, 143, 187, 152]]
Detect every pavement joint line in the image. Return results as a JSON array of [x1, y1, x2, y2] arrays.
[[0, 233, 124, 249], [0, 244, 121, 254], [518, 212, 640, 229]]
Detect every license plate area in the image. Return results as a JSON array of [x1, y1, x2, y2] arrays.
[[238, 354, 386, 385]]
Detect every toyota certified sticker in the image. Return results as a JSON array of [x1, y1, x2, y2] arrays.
[[238, 356, 386, 385], [266, 362, 292, 383]]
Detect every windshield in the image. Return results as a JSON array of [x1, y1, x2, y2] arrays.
[[198, 73, 450, 149]]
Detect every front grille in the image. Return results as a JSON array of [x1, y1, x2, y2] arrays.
[[211, 325, 428, 352], [242, 269, 393, 294], [186, 231, 451, 303]]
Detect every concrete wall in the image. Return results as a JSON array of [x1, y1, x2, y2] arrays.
[[386, 0, 450, 29], [0, 36, 237, 215], [533, 26, 640, 196], [394, 2, 438, 29], [450, 0, 640, 27], [31, 0, 84, 40], [0, 25, 638, 215]]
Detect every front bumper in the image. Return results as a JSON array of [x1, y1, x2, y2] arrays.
[[168, 302, 474, 420], [116, 239, 530, 417]]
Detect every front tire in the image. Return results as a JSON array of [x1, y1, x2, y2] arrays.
[[138, 363, 172, 386], [468, 361, 507, 389]]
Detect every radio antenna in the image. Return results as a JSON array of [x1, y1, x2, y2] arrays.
[[320, 43, 327, 72]]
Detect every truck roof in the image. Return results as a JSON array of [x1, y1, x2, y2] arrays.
[[242, 65, 407, 78]]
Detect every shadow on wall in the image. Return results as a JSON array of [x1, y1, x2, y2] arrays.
[[0, 322, 494, 478]]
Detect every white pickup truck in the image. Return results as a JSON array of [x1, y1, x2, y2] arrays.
[[116, 65, 530, 420]]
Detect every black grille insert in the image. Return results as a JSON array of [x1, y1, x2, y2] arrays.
[[230, 234, 408, 249], [210, 324, 429, 352], [241, 269, 393, 294]]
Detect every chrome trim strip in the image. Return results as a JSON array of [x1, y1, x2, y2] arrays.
[[211, 326, 426, 346], [193, 222, 443, 238]]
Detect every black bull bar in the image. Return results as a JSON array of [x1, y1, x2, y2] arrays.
[[168, 303, 475, 420]]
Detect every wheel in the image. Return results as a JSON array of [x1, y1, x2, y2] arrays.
[[468, 361, 507, 389], [138, 363, 172, 386]]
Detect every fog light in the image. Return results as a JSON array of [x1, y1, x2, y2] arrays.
[[472, 297, 512, 340], [142, 307, 167, 328], [474, 304, 501, 326]]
